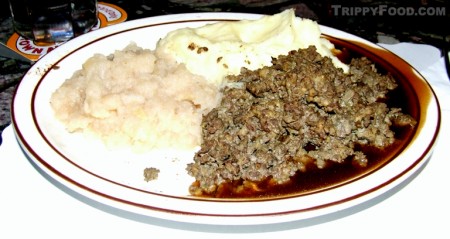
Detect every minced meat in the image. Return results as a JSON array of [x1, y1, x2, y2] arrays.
[[143, 167, 160, 182], [186, 46, 416, 196]]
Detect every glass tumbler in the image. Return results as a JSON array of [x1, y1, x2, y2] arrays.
[[8, 0, 98, 43]]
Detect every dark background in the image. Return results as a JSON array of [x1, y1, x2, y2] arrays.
[[1, 0, 448, 45]]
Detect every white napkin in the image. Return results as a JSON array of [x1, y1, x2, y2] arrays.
[[379, 43, 450, 111]]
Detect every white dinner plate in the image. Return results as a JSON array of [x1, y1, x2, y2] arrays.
[[11, 12, 440, 225]]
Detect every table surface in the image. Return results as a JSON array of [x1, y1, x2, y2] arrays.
[[0, 0, 449, 138]]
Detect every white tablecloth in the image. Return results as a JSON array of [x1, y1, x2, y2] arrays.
[[1, 43, 449, 239]]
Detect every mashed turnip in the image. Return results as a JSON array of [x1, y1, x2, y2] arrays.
[[50, 43, 220, 152]]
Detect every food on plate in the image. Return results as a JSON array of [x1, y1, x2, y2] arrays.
[[143, 167, 160, 182], [50, 9, 344, 152], [49, 9, 417, 198], [156, 9, 348, 86], [186, 46, 417, 197], [50, 43, 220, 151]]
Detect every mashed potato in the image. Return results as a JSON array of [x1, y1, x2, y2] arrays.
[[50, 43, 220, 152], [156, 9, 348, 86]]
